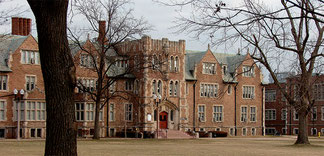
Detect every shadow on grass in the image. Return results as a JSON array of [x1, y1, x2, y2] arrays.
[[282, 144, 324, 148]]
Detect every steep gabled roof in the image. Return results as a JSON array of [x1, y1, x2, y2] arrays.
[[185, 50, 207, 80], [0, 35, 28, 72]]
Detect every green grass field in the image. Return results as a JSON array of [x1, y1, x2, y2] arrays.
[[1, 136, 324, 156]]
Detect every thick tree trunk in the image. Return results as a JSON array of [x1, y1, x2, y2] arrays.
[[93, 98, 101, 139], [295, 110, 310, 144], [27, 0, 77, 155]]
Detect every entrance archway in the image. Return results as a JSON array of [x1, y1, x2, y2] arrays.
[[159, 111, 168, 129]]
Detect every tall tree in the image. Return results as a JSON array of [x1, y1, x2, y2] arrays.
[[70, 0, 150, 139], [27, 0, 77, 155], [160, 0, 324, 144]]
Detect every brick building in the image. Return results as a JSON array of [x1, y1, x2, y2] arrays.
[[0, 18, 265, 139], [265, 74, 324, 135]]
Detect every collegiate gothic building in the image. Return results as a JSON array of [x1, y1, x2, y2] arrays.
[[0, 18, 264, 139]]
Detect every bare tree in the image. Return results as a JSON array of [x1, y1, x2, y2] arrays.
[[70, 0, 151, 139], [159, 0, 324, 144], [27, 0, 77, 155]]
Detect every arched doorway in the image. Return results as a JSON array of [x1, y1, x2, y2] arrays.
[[159, 111, 168, 129]]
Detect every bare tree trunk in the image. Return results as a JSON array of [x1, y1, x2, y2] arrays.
[[27, 0, 77, 155], [93, 98, 101, 139], [295, 110, 310, 144]]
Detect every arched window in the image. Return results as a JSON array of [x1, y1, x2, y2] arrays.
[[169, 81, 173, 96], [175, 56, 179, 72], [174, 81, 179, 96], [157, 80, 162, 95], [170, 56, 174, 72], [152, 80, 156, 95]]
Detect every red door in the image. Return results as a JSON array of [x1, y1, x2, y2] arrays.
[[159, 111, 168, 129]]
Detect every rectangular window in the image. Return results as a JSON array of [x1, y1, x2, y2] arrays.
[[37, 128, 42, 138], [282, 128, 287, 135], [243, 66, 254, 77], [80, 54, 94, 68], [198, 105, 205, 122], [213, 106, 223, 122], [125, 80, 134, 91], [125, 104, 133, 121], [294, 128, 299, 135], [311, 128, 317, 136], [265, 128, 276, 135], [250, 107, 256, 122], [109, 81, 116, 93], [241, 106, 247, 122], [200, 83, 218, 97], [14, 101, 25, 121], [109, 104, 114, 121], [242, 128, 247, 136], [229, 128, 235, 136], [312, 107, 317, 120], [31, 129, 35, 137], [86, 103, 94, 121], [75, 103, 84, 121], [281, 109, 287, 120], [0, 75, 8, 91], [0, 129, 4, 138], [26, 101, 36, 121], [322, 107, 324, 120], [170, 110, 174, 121], [265, 109, 276, 120], [243, 86, 255, 99], [251, 128, 256, 136], [21, 51, 40, 64], [26, 76, 36, 91], [202, 62, 216, 74], [36, 102, 46, 120], [294, 109, 299, 120], [0, 101, 6, 121], [265, 90, 276, 102]]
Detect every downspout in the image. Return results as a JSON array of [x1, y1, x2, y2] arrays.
[[261, 87, 264, 136], [106, 90, 110, 137], [193, 80, 197, 131], [234, 83, 238, 136]]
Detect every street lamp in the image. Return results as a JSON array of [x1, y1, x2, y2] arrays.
[[14, 89, 24, 140], [153, 94, 161, 139]]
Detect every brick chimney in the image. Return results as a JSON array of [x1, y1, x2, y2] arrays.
[[97, 20, 106, 43], [12, 17, 32, 36]]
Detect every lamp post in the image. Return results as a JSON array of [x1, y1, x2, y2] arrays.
[[14, 89, 24, 140], [153, 94, 161, 139]]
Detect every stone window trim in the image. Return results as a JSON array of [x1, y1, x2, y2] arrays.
[[265, 109, 276, 120], [242, 65, 254, 77], [242, 85, 255, 99], [202, 62, 216, 75], [251, 127, 256, 136], [321, 128, 324, 134], [169, 80, 180, 97], [227, 85, 231, 95], [75, 102, 104, 122], [321, 107, 324, 121], [198, 104, 206, 122], [249, 106, 257, 122], [0, 100, 7, 121], [13, 101, 46, 121], [293, 109, 299, 121], [109, 103, 115, 122], [200, 83, 219, 98], [240, 105, 248, 122], [311, 107, 317, 121], [281, 109, 287, 120], [213, 105, 223, 122], [242, 127, 247, 136], [229, 127, 235, 136], [124, 103, 133, 122], [0, 75, 8, 92], [25, 75, 37, 91], [169, 55, 180, 73], [293, 128, 299, 135], [77, 77, 97, 93], [311, 128, 317, 136], [21, 50, 40, 65]]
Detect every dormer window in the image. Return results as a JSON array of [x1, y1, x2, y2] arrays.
[[21, 51, 40, 64], [222, 65, 227, 74], [202, 63, 216, 74], [243, 66, 254, 77], [80, 54, 94, 68]]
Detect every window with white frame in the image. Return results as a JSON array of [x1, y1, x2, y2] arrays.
[[202, 62, 216, 74], [36, 102, 46, 121], [21, 50, 40, 64], [24, 101, 46, 121], [312, 107, 317, 120], [250, 107, 256, 122], [230, 128, 235, 136], [313, 84, 324, 100], [86, 103, 94, 121], [281, 109, 287, 120], [265, 90, 276, 102], [170, 56, 174, 72], [294, 109, 299, 120], [174, 81, 179, 96], [265, 109, 276, 120], [243, 86, 255, 99], [26, 101, 36, 120], [242, 65, 254, 77], [321, 128, 324, 134], [157, 80, 162, 95], [311, 128, 317, 136], [222, 65, 227, 74], [125, 104, 133, 121], [14, 101, 25, 121], [0, 75, 8, 91], [134, 80, 140, 95], [0, 101, 6, 121], [115, 58, 129, 68], [241, 106, 247, 122], [26, 76, 36, 91], [174, 56, 179, 72], [198, 105, 205, 122], [282, 128, 287, 135], [152, 80, 157, 95], [251, 128, 256, 136], [78, 78, 96, 92], [265, 128, 276, 135], [80, 54, 94, 68], [200, 83, 218, 97], [125, 80, 133, 91], [109, 81, 116, 93], [213, 106, 223, 122], [109, 103, 114, 121], [242, 128, 247, 136], [75, 103, 84, 121]]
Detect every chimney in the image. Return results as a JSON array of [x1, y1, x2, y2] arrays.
[[97, 20, 106, 42], [11, 17, 32, 36]]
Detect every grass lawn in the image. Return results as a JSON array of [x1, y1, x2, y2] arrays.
[[0, 136, 324, 156]]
